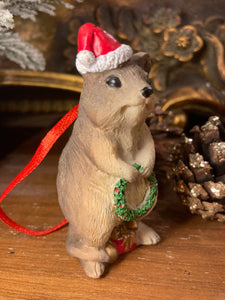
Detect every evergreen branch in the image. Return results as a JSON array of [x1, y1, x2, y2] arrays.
[[1, 0, 74, 22], [2, 0, 55, 21], [0, 0, 75, 70], [0, 3, 14, 31], [0, 31, 46, 71]]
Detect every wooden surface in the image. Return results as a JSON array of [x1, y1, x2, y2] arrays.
[[0, 129, 225, 300]]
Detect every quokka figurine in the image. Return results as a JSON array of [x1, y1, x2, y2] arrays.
[[57, 23, 160, 278]]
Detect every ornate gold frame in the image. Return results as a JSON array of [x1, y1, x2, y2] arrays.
[[0, 70, 83, 93]]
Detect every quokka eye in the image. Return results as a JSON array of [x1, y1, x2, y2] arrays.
[[106, 75, 122, 88]]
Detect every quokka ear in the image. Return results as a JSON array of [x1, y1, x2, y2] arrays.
[[129, 52, 151, 73]]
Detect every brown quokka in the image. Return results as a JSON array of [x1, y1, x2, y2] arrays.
[[57, 23, 160, 278]]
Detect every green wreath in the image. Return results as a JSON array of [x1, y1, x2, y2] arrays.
[[114, 163, 158, 222]]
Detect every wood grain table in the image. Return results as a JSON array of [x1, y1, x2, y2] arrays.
[[0, 129, 225, 300]]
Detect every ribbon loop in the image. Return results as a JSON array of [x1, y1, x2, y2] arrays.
[[0, 104, 79, 235]]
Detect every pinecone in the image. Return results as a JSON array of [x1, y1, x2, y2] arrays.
[[173, 116, 225, 222], [148, 104, 185, 178]]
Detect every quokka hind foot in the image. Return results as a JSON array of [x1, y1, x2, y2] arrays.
[[79, 260, 105, 279]]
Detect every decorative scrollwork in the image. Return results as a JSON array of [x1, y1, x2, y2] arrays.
[[64, 5, 225, 110]]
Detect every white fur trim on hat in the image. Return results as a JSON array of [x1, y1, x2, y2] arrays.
[[76, 44, 133, 74]]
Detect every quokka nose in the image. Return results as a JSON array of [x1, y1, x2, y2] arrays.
[[141, 86, 153, 98]]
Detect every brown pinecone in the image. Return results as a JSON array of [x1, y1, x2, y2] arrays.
[[173, 116, 225, 222], [148, 104, 185, 179]]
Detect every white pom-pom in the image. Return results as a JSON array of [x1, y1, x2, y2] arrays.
[[77, 50, 95, 67]]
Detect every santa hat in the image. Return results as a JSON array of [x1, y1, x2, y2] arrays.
[[76, 23, 133, 74]]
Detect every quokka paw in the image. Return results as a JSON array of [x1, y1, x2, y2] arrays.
[[136, 222, 160, 246]]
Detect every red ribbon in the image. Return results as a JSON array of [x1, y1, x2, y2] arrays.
[[0, 104, 79, 235], [110, 238, 137, 255]]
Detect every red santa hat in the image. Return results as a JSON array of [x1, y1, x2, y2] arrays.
[[76, 23, 133, 74]]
